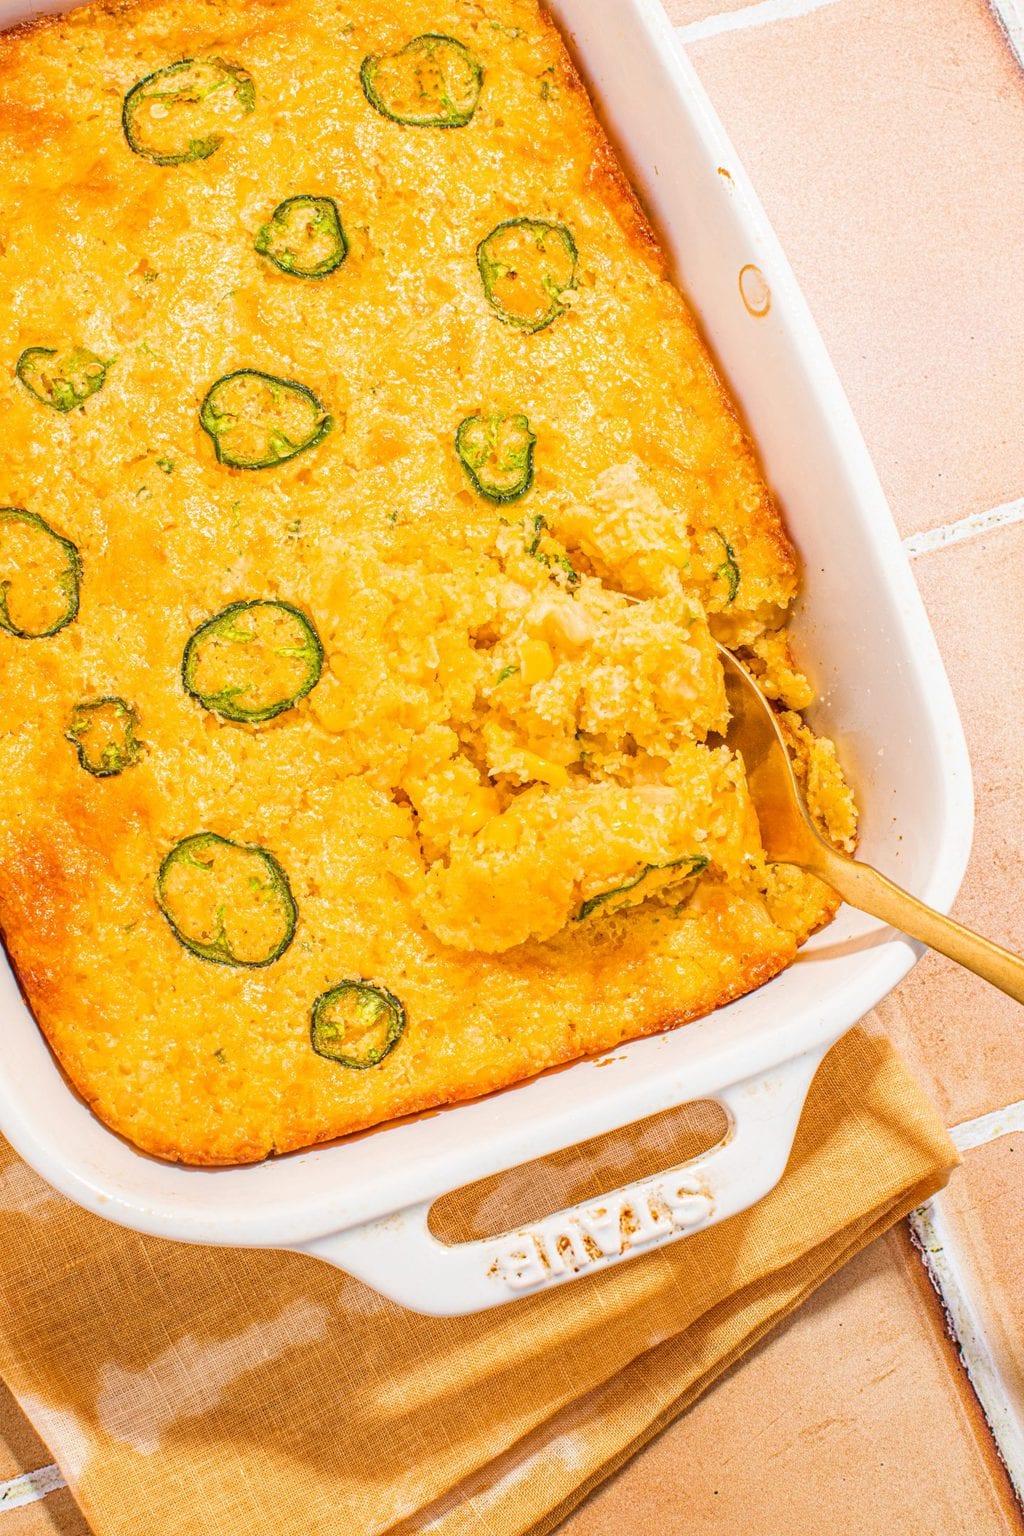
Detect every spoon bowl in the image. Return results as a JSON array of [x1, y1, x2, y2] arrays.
[[719, 644, 1024, 1006]]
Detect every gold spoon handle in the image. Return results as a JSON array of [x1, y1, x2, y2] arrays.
[[809, 841, 1024, 1005]]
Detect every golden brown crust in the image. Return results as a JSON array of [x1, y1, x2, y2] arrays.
[[98, 924, 797, 1166], [535, 8, 665, 278], [533, 4, 798, 610], [0, 0, 835, 1165]]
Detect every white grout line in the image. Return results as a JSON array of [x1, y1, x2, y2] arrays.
[[988, 0, 1024, 70], [952, 1098, 1024, 1153], [0, 1464, 65, 1513], [676, 0, 847, 46], [903, 495, 1024, 559], [909, 1198, 1024, 1502]]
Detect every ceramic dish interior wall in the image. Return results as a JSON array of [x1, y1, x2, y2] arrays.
[[0, 0, 974, 1245]]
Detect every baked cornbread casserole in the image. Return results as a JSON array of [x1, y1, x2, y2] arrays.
[[0, 0, 857, 1164]]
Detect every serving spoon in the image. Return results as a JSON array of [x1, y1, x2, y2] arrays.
[[718, 644, 1024, 1003]]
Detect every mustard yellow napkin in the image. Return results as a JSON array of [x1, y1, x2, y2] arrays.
[[0, 1027, 956, 1536]]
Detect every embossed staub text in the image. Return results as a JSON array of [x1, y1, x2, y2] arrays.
[[489, 1179, 715, 1292]]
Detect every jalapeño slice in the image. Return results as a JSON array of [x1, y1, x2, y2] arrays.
[[0, 507, 81, 638], [360, 34, 482, 128], [310, 980, 406, 1069], [712, 527, 740, 604], [122, 57, 255, 166], [477, 219, 577, 333], [577, 854, 709, 922], [157, 832, 297, 967], [255, 196, 348, 278], [16, 347, 110, 412], [199, 370, 333, 469], [183, 599, 323, 722], [66, 697, 143, 777], [455, 411, 535, 503]]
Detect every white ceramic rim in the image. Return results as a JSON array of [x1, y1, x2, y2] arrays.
[[0, 0, 974, 1311]]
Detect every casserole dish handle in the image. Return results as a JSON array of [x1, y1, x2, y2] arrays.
[[296, 1044, 828, 1316]]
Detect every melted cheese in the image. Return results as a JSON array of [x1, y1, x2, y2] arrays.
[[0, 0, 853, 1163]]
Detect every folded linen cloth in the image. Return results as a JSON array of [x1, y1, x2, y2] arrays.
[[0, 1027, 956, 1536]]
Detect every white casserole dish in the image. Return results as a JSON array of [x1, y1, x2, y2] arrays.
[[0, 0, 973, 1315]]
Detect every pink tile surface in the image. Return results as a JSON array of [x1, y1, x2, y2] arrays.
[[664, 0, 767, 24], [0, 1385, 50, 1485], [0, 1499, 88, 1536], [687, 0, 1024, 538], [561, 1229, 1021, 1534], [868, 520, 1024, 1123]]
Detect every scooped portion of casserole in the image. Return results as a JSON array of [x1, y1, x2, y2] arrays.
[[0, 0, 855, 1164]]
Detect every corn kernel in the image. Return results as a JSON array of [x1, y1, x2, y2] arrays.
[[481, 814, 522, 851], [520, 751, 569, 789], [518, 637, 555, 685], [459, 786, 499, 836]]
